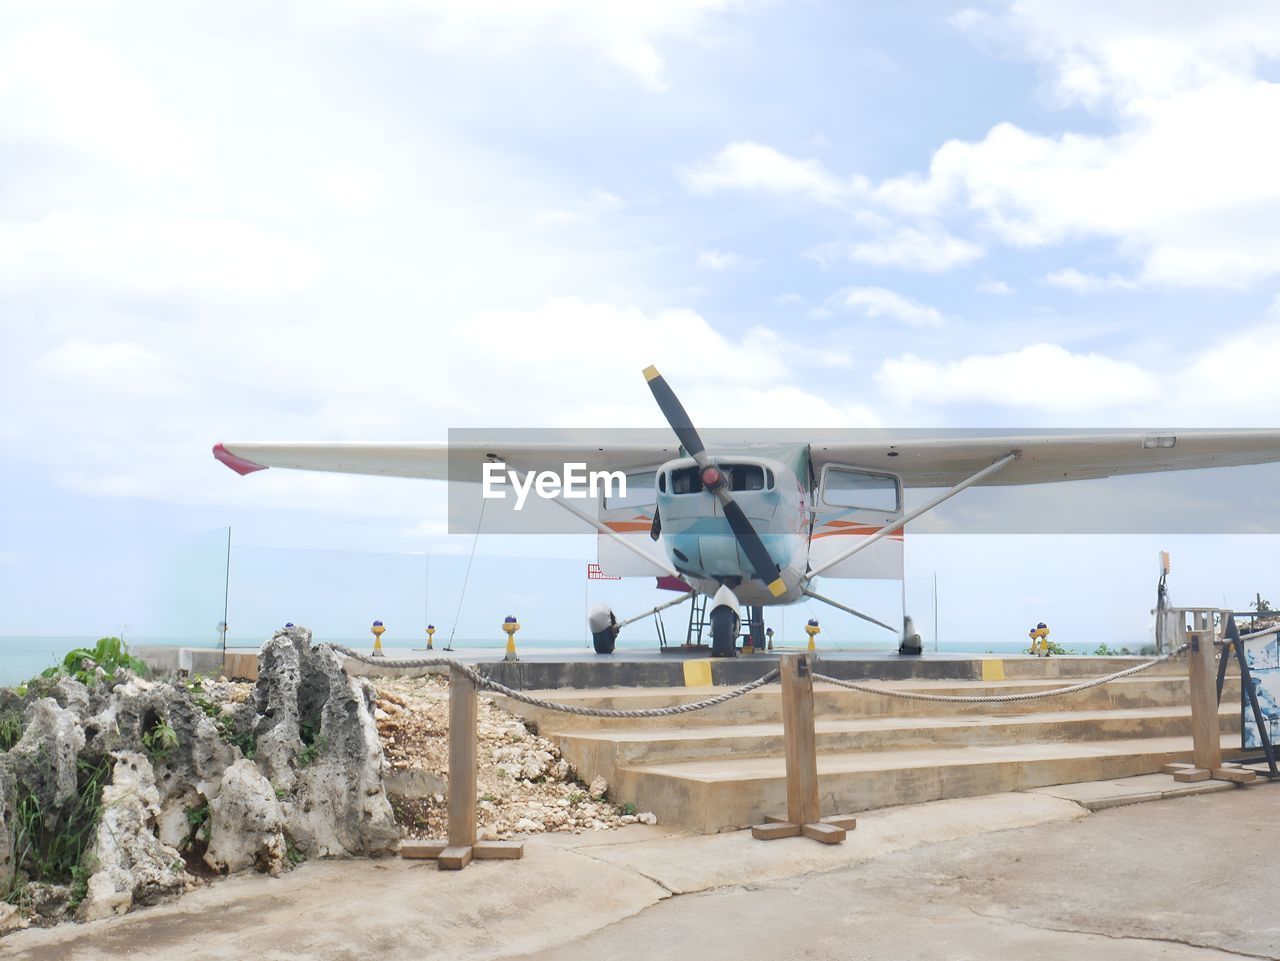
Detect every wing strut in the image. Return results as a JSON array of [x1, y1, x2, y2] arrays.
[[500, 461, 678, 578], [618, 590, 697, 629], [802, 588, 896, 632], [807, 451, 1020, 580]]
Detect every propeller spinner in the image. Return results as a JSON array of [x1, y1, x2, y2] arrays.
[[643, 365, 788, 598]]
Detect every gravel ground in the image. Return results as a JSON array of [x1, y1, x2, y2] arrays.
[[373, 675, 655, 841]]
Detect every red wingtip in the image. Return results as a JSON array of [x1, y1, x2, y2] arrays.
[[213, 443, 268, 476]]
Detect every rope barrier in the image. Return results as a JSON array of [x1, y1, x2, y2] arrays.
[[331, 644, 1188, 712], [812, 657, 1171, 704], [327, 644, 780, 718]]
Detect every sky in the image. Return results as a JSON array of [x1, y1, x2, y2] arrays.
[[2, 1, 1280, 650]]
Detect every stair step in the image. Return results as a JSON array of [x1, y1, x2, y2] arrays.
[[613, 734, 1245, 833], [498, 676, 1240, 731], [551, 706, 1240, 783]]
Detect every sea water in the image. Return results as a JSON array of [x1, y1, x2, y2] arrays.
[[0, 635, 1119, 688]]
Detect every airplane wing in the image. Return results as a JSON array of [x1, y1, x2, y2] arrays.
[[216, 430, 1280, 488], [212, 441, 678, 481], [808, 430, 1280, 487]]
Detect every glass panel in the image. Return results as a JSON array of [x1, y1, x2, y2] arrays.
[[604, 470, 657, 509], [823, 469, 899, 511]]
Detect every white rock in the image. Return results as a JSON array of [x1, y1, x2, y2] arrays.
[[620, 814, 636, 825], [77, 753, 188, 922], [637, 812, 657, 825], [514, 818, 542, 833], [588, 776, 608, 799], [204, 759, 288, 876]]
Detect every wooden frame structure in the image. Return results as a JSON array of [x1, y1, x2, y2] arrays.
[[400, 664, 525, 869], [751, 653, 857, 844]]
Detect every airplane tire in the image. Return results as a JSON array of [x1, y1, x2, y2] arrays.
[[710, 606, 739, 658]]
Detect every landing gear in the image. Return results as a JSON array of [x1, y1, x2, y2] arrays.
[[710, 605, 740, 658]]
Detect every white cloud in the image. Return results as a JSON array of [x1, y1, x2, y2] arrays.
[[810, 227, 984, 273], [681, 142, 867, 206], [698, 249, 758, 271], [876, 343, 1160, 412], [976, 278, 1015, 295], [1044, 268, 1138, 293], [871, 5, 1280, 289], [0, 213, 323, 295], [309, 162, 386, 213], [323, 0, 741, 91], [832, 286, 944, 327], [0, 22, 208, 179]]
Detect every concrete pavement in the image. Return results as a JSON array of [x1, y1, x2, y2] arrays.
[[3, 786, 1274, 960]]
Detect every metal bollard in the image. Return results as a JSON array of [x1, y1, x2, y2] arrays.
[[805, 619, 820, 652], [426, 624, 436, 650], [371, 619, 386, 657], [503, 616, 520, 662]]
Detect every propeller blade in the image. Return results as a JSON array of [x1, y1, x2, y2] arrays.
[[642, 364, 787, 598], [716, 491, 787, 597], [643, 365, 708, 463]]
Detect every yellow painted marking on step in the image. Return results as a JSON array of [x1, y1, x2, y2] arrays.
[[683, 659, 713, 687], [982, 659, 1006, 682]]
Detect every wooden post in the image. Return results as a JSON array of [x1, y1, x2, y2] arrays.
[[752, 653, 854, 844], [439, 663, 478, 869], [1186, 611, 1223, 774], [401, 664, 524, 869], [781, 653, 820, 827]]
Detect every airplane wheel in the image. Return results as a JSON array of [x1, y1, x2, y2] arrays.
[[710, 606, 739, 658]]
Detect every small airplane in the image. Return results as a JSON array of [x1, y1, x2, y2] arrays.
[[215, 366, 1280, 657]]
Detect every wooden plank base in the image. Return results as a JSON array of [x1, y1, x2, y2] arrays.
[[752, 822, 802, 840], [1212, 767, 1257, 784], [473, 841, 526, 859], [1161, 762, 1195, 775], [801, 823, 846, 844], [1173, 768, 1211, 782], [437, 846, 473, 870], [399, 840, 448, 859], [822, 815, 858, 831], [400, 839, 524, 867], [753, 819, 848, 844]]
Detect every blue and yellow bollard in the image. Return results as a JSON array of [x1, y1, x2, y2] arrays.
[[1028, 622, 1050, 657], [766, 627, 775, 651], [805, 618, 820, 652], [502, 616, 520, 662], [371, 619, 386, 658], [426, 624, 436, 650]]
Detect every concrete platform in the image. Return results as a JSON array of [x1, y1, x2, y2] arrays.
[[1027, 772, 1237, 810], [348, 648, 1189, 690], [613, 734, 1247, 833]]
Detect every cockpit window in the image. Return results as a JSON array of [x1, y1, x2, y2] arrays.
[[668, 463, 771, 494]]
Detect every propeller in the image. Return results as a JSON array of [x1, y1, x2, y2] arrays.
[[643, 365, 788, 598]]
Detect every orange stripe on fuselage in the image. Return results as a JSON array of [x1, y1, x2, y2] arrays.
[[811, 522, 903, 541]]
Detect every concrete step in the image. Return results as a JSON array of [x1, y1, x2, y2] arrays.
[[552, 705, 1241, 786], [613, 734, 1248, 834], [498, 676, 1241, 733]]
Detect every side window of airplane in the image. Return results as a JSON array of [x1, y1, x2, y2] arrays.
[[604, 470, 658, 509], [821, 468, 900, 512]]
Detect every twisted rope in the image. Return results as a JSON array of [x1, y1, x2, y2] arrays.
[[812, 657, 1169, 704], [327, 644, 779, 718]]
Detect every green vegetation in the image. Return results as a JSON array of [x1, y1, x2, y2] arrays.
[[3, 752, 111, 908], [183, 802, 211, 852], [41, 636, 147, 686], [285, 836, 305, 866], [621, 801, 636, 816], [298, 735, 329, 767], [0, 709, 24, 752], [142, 718, 179, 761], [187, 680, 256, 759]]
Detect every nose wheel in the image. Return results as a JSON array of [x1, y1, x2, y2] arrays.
[[710, 605, 740, 658]]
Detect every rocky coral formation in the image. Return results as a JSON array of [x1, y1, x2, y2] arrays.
[[374, 676, 657, 839], [77, 753, 188, 921], [0, 625, 398, 931]]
